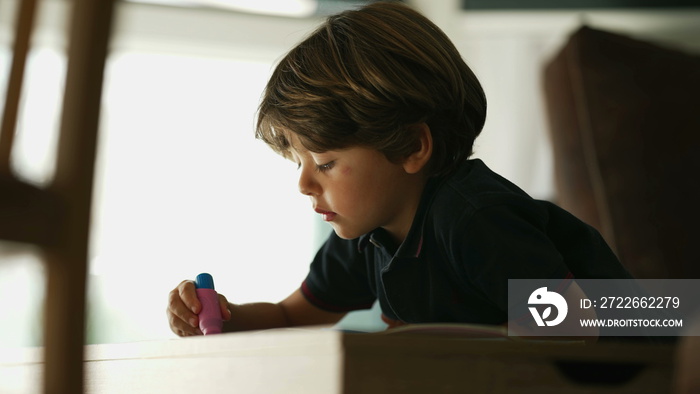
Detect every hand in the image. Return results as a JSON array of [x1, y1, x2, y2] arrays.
[[166, 280, 232, 337]]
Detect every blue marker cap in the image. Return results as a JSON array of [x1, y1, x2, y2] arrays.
[[195, 273, 215, 290]]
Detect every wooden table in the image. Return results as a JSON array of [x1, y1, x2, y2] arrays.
[[0, 327, 677, 393]]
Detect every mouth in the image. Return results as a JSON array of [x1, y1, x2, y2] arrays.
[[314, 207, 337, 222]]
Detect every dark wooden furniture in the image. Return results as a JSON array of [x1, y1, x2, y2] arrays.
[[0, 0, 116, 392], [543, 26, 700, 279]]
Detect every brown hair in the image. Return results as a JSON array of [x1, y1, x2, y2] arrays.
[[256, 1, 486, 177]]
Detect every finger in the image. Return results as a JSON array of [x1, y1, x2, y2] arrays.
[[167, 286, 200, 334], [176, 326, 203, 337], [218, 294, 232, 321], [167, 306, 200, 336], [181, 327, 203, 337], [178, 280, 201, 314]]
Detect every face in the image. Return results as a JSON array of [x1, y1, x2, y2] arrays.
[[289, 140, 423, 242]]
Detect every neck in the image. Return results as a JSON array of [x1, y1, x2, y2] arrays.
[[382, 174, 430, 245]]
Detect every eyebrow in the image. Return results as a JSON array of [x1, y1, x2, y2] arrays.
[[286, 148, 302, 168]]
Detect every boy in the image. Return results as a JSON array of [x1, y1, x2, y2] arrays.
[[167, 1, 630, 337]]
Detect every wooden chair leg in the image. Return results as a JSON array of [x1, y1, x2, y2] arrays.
[[0, 0, 37, 174], [42, 0, 115, 392], [1, 0, 114, 391]]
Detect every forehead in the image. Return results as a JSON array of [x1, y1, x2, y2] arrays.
[[279, 132, 319, 165], [283, 132, 309, 155]]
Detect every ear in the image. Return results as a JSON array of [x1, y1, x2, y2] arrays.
[[402, 123, 433, 175]]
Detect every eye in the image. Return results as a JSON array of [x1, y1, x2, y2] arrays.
[[316, 161, 335, 173]]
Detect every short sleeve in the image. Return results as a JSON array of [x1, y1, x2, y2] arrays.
[[445, 200, 571, 312], [301, 232, 376, 313]]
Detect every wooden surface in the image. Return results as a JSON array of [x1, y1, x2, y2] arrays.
[[0, 328, 677, 393]]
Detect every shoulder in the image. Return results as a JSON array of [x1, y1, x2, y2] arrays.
[[423, 161, 564, 272], [427, 159, 548, 231]]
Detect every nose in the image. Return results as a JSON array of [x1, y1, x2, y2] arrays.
[[298, 166, 321, 196]]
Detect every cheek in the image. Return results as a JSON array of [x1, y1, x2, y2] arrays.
[[341, 166, 351, 176]]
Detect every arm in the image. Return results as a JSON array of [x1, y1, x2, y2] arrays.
[[558, 281, 599, 339], [223, 289, 346, 332], [451, 203, 598, 341], [167, 281, 345, 336]]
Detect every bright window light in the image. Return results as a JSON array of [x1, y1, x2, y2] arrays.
[[127, 0, 318, 17], [197, 0, 317, 17], [88, 51, 321, 343], [0, 48, 323, 345]]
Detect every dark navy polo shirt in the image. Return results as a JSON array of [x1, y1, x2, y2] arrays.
[[301, 159, 631, 325]]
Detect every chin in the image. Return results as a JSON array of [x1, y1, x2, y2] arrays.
[[332, 229, 360, 240], [331, 225, 368, 241]]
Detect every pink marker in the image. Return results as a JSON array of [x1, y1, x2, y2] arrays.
[[195, 273, 223, 335]]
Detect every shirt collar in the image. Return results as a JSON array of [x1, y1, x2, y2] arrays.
[[357, 174, 446, 258]]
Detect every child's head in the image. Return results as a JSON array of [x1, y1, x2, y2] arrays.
[[256, 1, 486, 177]]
